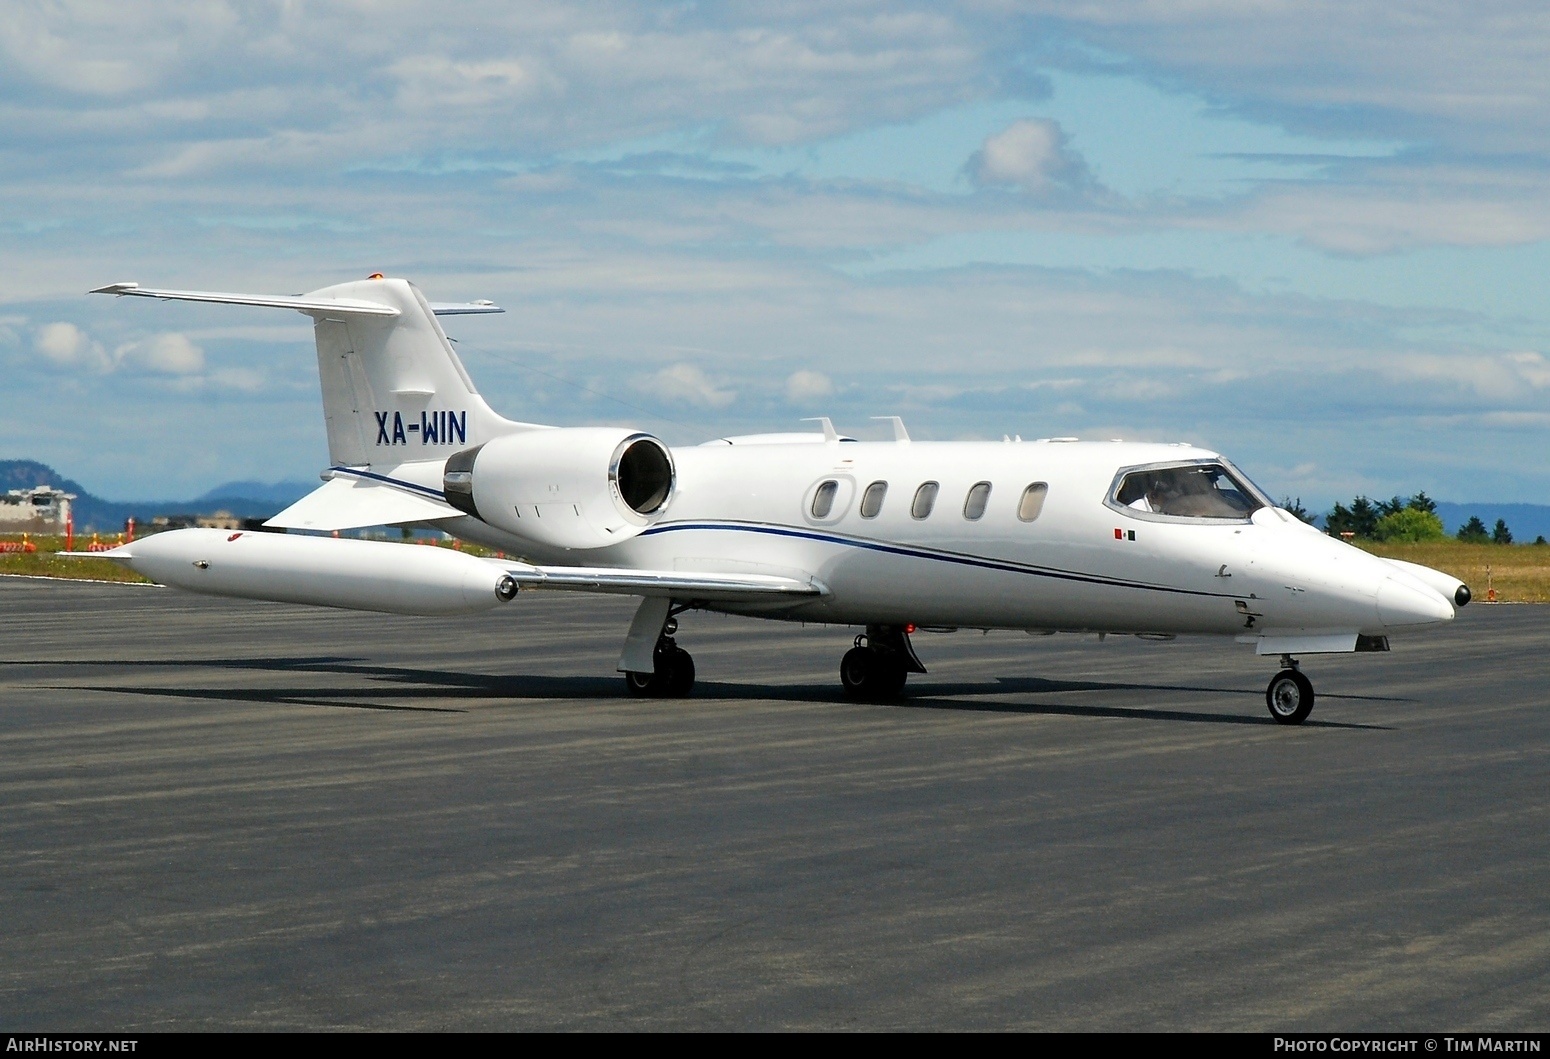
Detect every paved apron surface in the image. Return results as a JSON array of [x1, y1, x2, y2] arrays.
[[1, 578, 1546, 1030]]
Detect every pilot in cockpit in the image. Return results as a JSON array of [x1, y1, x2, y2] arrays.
[[1127, 475, 1166, 513]]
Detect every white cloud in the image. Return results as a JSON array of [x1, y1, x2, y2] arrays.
[[1375, 351, 1550, 402], [208, 367, 265, 392], [1025, 2, 1550, 154], [1478, 411, 1550, 428], [634, 363, 736, 408], [0, 3, 994, 181], [390, 55, 541, 111], [785, 369, 834, 402], [115, 332, 204, 375], [1233, 176, 1550, 255], [31, 325, 211, 379], [34, 322, 109, 371], [1505, 352, 1550, 388], [968, 119, 1091, 195], [8, 2, 1550, 508]]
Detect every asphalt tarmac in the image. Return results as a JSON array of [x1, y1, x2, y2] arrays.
[[2, 576, 1547, 1031]]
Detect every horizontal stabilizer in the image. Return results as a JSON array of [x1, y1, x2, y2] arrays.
[[501, 563, 824, 602], [91, 283, 502, 317], [266, 474, 460, 531], [91, 282, 399, 316], [427, 301, 504, 316]]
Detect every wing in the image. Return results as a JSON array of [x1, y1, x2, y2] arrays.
[[266, 472, 460, 531], [267, 476, 823, 600]]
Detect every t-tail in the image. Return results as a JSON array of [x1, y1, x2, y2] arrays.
[[91, 276, 545, 530]]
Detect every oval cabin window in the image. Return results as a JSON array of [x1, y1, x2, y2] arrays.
[[860, 481, 887, 518], [963, 481, 992, 520], [811, 479, 840, 519], [911, 481, 939, 520], [1018, 482, 1048, 522]]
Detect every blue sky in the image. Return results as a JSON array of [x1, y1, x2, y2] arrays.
[[4, 2, 1550, 509]]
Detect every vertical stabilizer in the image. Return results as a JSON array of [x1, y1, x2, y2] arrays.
[[303, 278, 541, 468]]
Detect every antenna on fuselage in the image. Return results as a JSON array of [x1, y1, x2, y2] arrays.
[[871, 416, 911, 443]]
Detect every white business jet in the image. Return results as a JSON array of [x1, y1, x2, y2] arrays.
[[86, 276, 1469, 725]]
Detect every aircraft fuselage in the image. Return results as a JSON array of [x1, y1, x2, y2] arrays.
[[444, 438, 1455, 639]]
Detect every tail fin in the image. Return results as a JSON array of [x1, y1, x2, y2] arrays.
[[92, 277, 543, 468], [306, 278, 538, 467]]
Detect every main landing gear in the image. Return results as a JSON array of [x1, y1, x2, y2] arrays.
[[840, 625, 927, 702], [1265, 655, 1314, 725], [623, 613, 696, 698]]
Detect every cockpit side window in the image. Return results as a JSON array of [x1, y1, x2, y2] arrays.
[[1111, 462, 1266, 520]]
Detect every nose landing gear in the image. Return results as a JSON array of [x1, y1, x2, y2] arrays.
[[840, 625, 926, 702], [1266, 655, 1314, 725]]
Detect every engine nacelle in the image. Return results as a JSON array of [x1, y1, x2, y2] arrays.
[[443, 427, 675, 550]]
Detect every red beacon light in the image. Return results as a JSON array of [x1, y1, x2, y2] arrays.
[[368, 272, 384, 280]]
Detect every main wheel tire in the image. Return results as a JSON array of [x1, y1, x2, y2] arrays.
[[877, 656, 908, 699], [1266, 669, 1314, 725], [841, 646, 875, 700], [666, 648, 696, 696], [840, 647, 907, 702], [625, 646, 695, 698]]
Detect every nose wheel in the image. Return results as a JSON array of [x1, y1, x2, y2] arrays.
[[1265, 663, 1314, 725]]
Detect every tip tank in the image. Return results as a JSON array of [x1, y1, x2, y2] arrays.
[[108, 528, 517, 616]]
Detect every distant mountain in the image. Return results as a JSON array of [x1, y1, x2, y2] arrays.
[[1, 459, 314, 531], [0, 460, 93, 499], [194, 480, 314, 506]]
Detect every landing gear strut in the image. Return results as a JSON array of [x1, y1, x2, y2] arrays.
[[624, 612, 696, 698], [840, 625, 925, 702], [1265, 655, 1314, 725]]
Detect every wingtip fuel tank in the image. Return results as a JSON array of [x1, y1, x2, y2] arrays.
[[102, 528, 518, 616]]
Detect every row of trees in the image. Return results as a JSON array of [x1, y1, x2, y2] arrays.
[[1309, 492, 1531, 543]]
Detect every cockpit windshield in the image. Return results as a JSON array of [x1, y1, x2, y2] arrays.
[[1111, 461, 1268, 520]]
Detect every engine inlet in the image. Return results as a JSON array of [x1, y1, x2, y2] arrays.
[[613, 437, 673, 514]]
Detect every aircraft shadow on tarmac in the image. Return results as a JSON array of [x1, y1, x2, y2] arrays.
[[23, 654, 1397, 729]]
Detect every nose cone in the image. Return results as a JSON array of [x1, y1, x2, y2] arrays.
[[1378, 577, 1455, 628]]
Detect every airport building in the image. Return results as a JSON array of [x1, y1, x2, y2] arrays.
[[0, 486, 75, 534], [150, 510, 242, 531]]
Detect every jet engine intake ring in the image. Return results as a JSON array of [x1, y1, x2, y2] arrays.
[[611, 435, 674, 515]]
